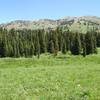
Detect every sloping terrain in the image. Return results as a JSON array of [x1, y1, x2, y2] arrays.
[[0, 16, 100, 33]]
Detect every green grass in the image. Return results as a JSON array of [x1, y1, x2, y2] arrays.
[[0, 52, 100, 100]]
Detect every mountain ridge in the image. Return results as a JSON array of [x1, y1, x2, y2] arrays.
[[0, 16, 100, 33]]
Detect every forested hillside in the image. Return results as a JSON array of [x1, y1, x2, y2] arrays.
[[0, 27, 100, 58]]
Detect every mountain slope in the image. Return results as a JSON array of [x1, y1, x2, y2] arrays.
[[0, 16, 100, 33]]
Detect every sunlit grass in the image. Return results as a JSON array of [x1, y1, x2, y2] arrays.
[[0, 51, 100, 100]]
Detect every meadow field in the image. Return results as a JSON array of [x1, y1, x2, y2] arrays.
[[0, 50, 100, 100]]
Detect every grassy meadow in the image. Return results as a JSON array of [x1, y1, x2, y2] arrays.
[[0, 50, 100, 100]]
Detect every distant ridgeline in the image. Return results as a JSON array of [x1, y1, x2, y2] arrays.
[[0, 27, 100, 58]]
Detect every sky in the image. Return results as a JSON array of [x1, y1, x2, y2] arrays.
[[0, 0, 100, 23]]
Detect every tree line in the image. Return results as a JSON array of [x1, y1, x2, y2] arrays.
[[0, 27, 100, 58]]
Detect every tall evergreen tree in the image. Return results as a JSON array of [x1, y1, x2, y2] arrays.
[[46, 31, 54, 53], [34, 31, 40, 58], [82, 35, 86, 57], [70, 33, 81, 55], [85, 32, 94, 54], [61, 32, 66, 54], [52, 30, 59, 56], [38, 29, 46, 53]]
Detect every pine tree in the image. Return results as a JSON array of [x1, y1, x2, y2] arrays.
[[52, 30, 59, 56], [56, 27, 62, 51], [61, 32, 66, 54], [0, 28, 5, 57], [29, 30, 34, 57], [38, 29, 46, 53], [34, 31, 40, 58], [70, 33, 81, 55], [47, 31, 54, 53], [85, 32, 94, 54], [82, 35, 86, 57], [93, 34, 97, 54], [96, 32, 100, 47], [50, 40, 54, 54], [65, 31, 70, 51]]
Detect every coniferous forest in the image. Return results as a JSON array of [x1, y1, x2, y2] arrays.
[[1, 0, 100, 99], [0, 27, 100, 58]]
